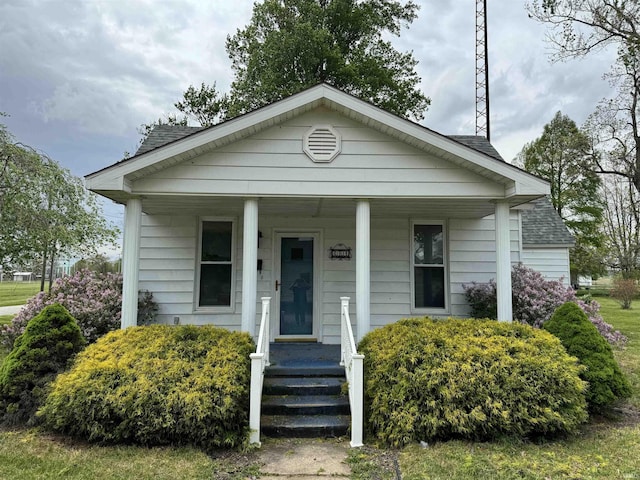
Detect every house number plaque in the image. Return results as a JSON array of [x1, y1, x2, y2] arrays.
[[329, 243, 352, 260]]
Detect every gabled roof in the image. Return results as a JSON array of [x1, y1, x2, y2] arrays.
[[135, 127, 506, 162], [86, 83, 549, 200], [522, 197, 575, 247]]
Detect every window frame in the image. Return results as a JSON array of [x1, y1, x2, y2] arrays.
[[195, 217, 236, 312], [410, 220, 449, 314]]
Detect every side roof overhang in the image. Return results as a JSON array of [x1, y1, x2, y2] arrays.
[[86, 83, 550, 204]]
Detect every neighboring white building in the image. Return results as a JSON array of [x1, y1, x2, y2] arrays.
[[520, 196, 574, 285], [86, 84, 572, 343], [12, 272, 34, 282]]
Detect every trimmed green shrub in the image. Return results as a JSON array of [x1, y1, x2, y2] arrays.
[[39, 325, 254, 450], [359, 318, 588, 447], [0, 304, 86, 426], [544, 302, 632, 412]]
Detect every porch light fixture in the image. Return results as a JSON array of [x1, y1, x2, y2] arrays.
[[330, 243, 352, 260], [303, 125, 341, 163]]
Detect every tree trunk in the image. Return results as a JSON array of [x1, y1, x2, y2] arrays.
[[39, 244, 48, 292], [48, 248, 56, 291]]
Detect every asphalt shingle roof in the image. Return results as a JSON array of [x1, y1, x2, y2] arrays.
[[135, 125, 203, 155], [521, 197, 575, 246], [449, 135, 504, 161]]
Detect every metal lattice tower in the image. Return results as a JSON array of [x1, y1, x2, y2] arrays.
[[476, 0, 490, 141]]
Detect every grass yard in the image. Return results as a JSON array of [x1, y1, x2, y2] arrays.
[[0, 281, 40, 307], [399, 295, 640, 479], [600, 296, 640, 410], [0, 295, 638, 479], [0, 430, 247, 480], [399, 424, 640, 480]]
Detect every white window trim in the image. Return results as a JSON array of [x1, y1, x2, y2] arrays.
[[410, 219, 449, 315], [194, 217, 237, 313]]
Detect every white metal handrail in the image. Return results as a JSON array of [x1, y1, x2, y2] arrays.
[[340, 296, 364, 447], [249, 297, 271, 445]]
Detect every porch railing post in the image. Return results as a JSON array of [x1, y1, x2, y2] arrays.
[[350, 352, 365, 447], [249, 296, 271, 446]]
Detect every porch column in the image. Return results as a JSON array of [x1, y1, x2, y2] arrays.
[[121, 197, 142, 329], [495, 200, 513, 322], [241, 198, 259, 336], [356, 199, 370, 342]]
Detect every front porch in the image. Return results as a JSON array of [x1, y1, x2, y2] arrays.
[[118, 196, 518, 342]]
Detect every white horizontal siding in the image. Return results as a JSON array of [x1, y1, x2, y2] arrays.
[[132, 109, 505, 198], [138, 214, 241, 330], [521, 248, 570, 284], [138, 209, 529, 341], [449, 214, 520, 318]]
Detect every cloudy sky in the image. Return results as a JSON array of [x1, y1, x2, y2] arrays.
[[0, 0, 617, 248]]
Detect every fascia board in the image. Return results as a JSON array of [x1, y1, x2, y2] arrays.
[[86, 175, 131, 193]]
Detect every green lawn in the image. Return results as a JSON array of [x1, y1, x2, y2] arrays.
[[0, 295, 638, 479], [0, 430, 239, 480], [399, 295, 640, 479], [0, 281, 40, 307]]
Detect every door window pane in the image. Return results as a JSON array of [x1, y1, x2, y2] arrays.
[[280, 237, 313, 335]]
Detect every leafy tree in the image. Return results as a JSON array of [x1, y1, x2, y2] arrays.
[[151, 0, 430, 139], [527, 1, 640, 194], [222, 0, 429, 121], [516, 111, 605, 277], [526, 1, 640, 61], [0, 119, 119, 284], [174, 82, 229, 127], [601, 175, 640, 277], [72, 254, 120, 274]]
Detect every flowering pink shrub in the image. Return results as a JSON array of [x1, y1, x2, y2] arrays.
[[1, 270, 158, 348], [464, 264, 626, 347]]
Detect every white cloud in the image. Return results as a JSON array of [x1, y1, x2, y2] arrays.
[[0, 0, 624, 171]]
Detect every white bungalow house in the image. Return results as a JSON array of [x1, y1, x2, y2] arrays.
[[86, 83, 570, 343], [87, 84, 577, 445]]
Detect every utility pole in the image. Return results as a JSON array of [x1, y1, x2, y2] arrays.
[[476, 0, 490, 141]]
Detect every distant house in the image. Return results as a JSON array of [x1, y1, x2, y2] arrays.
[[521, 196, 575, 284], [13, 272, 34, 282], [86, 83, 573, 341]]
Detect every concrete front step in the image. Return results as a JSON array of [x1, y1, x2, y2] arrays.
[[263, 376, 344, 396], [261, 414, 350, 438], [262, 394, 350, 416], [265, 365, 345, 377]]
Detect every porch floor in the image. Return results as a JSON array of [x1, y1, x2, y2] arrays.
[[268, 343, 341, 372]]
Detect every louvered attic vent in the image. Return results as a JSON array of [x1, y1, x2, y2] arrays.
[[303, 125, 341, 163]]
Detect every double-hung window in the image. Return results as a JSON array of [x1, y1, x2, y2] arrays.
[[412, 222, 446, 310], [197, 220, 234, 309]]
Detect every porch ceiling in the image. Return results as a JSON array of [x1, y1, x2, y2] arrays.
[[140, 195, 540, 218]]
